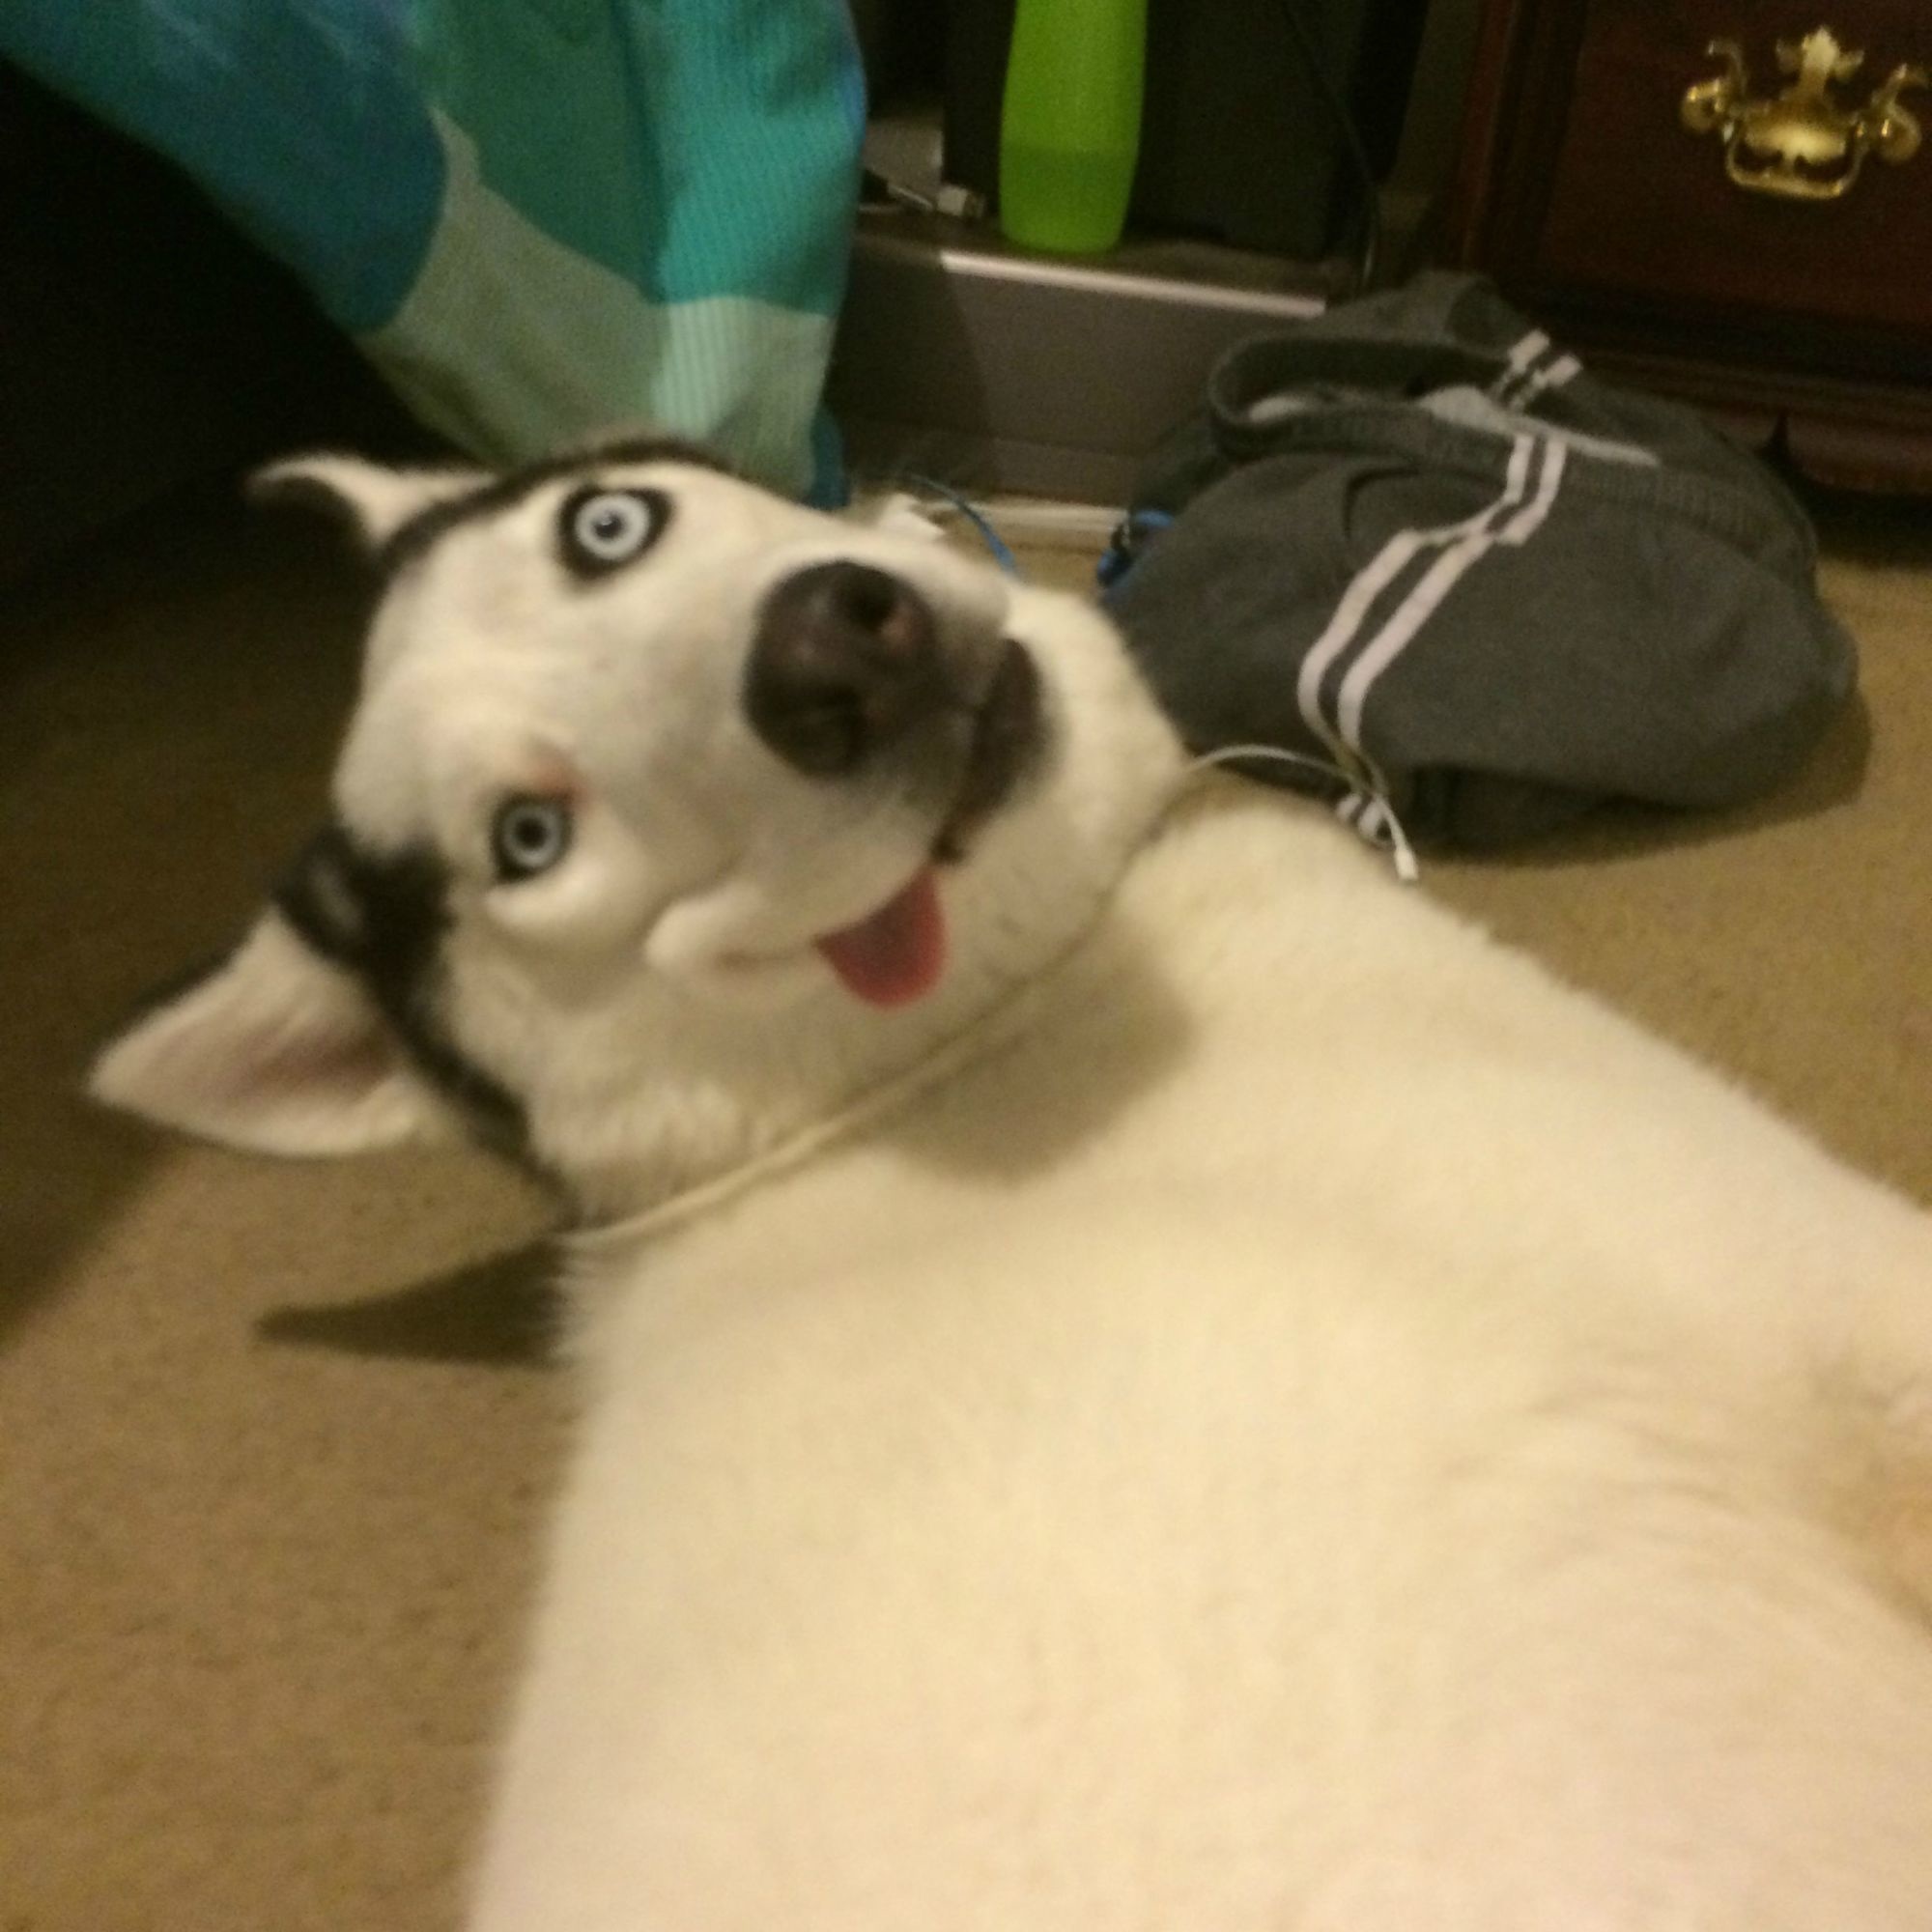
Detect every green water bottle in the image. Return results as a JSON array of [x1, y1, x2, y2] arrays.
[[999, 0, 1148, 255]]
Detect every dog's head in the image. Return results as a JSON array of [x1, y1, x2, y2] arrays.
[[91, 442, 1182, 1214]]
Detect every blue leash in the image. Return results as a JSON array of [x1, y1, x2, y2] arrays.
[[905, 474, 1024, 580], [903, 478, 1176, 600]]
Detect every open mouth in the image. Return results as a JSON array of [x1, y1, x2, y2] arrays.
[[811, 638, 1043, 1011]]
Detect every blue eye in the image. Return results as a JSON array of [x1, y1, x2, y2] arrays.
[[491, 796, 573, 882], [560, 487, 667, 574]]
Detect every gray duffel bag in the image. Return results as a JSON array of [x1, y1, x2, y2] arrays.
[[1101, 273, 1857, 853]]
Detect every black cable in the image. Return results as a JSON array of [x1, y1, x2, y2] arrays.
[[1273, 0, 1384, 293]]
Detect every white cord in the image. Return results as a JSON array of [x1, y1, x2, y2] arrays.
[[1182, 741, 1421, 883], [568, 742, 1419, 1256]]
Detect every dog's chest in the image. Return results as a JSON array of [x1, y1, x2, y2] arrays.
[[485, 806, 1932, 1928], [517, 1128, 1889, 1929]]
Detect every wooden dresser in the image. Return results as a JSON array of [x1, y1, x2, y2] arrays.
[[1445, 0, 1932, 489]]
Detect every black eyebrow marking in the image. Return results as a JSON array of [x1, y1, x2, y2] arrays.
[[377, 435, 737, 577]]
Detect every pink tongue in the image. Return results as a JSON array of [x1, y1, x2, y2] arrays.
[[814, 867, 947, 1009]]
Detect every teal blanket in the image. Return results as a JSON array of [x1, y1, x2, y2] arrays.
[[5, 2, 864, 500]]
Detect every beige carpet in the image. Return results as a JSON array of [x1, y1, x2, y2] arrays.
[[2, 483, 1927, 1931]]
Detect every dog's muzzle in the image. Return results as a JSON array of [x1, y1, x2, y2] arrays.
[[746, 558, 1043, 856], [745, 561, 959, 778]]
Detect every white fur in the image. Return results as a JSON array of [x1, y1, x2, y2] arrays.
[[95, 455, 1932, 1929]]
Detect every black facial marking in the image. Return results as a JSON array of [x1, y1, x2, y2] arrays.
[[275, 825, 532, 1160], [376, 435, 733, 579]]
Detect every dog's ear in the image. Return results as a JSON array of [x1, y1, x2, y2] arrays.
[[248, 453, 492, 554], [88, 910, 452, 1157]]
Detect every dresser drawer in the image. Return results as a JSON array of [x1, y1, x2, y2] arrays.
[[1450, 0, 1932, 485]]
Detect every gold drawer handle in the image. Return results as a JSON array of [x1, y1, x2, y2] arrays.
[[1681, 26, 1925, 201]]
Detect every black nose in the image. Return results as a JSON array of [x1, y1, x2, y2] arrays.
[[746, 561, 946, 776]]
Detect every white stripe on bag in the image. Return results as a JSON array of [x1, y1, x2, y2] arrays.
[[1335, 438, 1569, 751], [1294, 435, 1535, 767]]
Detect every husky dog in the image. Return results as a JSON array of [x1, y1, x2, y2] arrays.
[[93, 442, 1932, 1930]]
